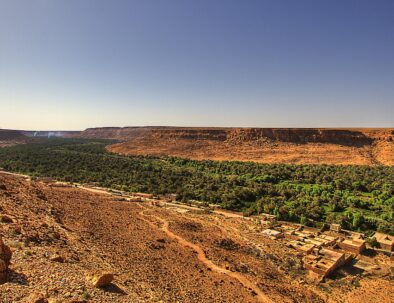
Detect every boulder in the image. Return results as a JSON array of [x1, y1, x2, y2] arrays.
[[86, 271, 114, 288], [0, 236, 12, 283]]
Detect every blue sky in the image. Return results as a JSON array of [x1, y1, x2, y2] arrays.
[[0, 0, 393, 130]]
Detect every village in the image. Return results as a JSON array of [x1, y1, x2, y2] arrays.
[[154, 199, 393, 281]]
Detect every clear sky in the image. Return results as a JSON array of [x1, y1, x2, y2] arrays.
[[0, 0, 393, 130]]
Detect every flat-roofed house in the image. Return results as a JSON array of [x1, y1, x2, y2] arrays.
[[288, 241, 315, 254], [133, 192, 154, 199], [284, 230, 299, 240], [315, 235, 337, 246], [262, 229, 283, 239], [338, 238, 366, 254], [289, 231, 310, 241], [330, 224, 342, 233], [374, 232, 394, 252], [304, 238, 325, 248], [303, 248, 345, 277]]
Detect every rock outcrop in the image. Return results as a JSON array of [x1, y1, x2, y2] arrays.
[[0, 236, 12, 283]]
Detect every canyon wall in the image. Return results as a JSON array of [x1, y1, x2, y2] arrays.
[[71, 127, 394, 165]]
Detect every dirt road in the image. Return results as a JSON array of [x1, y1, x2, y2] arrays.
[[138, 203, 273, 303]]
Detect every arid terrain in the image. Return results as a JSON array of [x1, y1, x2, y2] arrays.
[[0, 130, 27, 147], [0, 129, 79, 147], [70, 127, 394, 165], [0, 172, 392, 302], [3, 127, 393, 165]]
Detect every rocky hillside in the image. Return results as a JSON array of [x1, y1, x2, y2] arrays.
[[0, 130, 27, 147], [1, 172, 392, 303], [0, 173, 321, 303], [72, 127, 394, 165]]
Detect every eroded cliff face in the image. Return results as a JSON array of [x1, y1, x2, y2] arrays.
[[0, 130, 26, 141], [71, 127, 394, 165], [72, 127, 387, 145], [226, 128, 373, 146]]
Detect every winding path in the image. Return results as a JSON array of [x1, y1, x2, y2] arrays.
[[137, 203, 273, 303]]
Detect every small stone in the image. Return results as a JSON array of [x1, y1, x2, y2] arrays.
[[50, 254, 64, 263]]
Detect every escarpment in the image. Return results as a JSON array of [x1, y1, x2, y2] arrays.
[[0, 129, 27, 147], [70, 127, 394, 165]]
